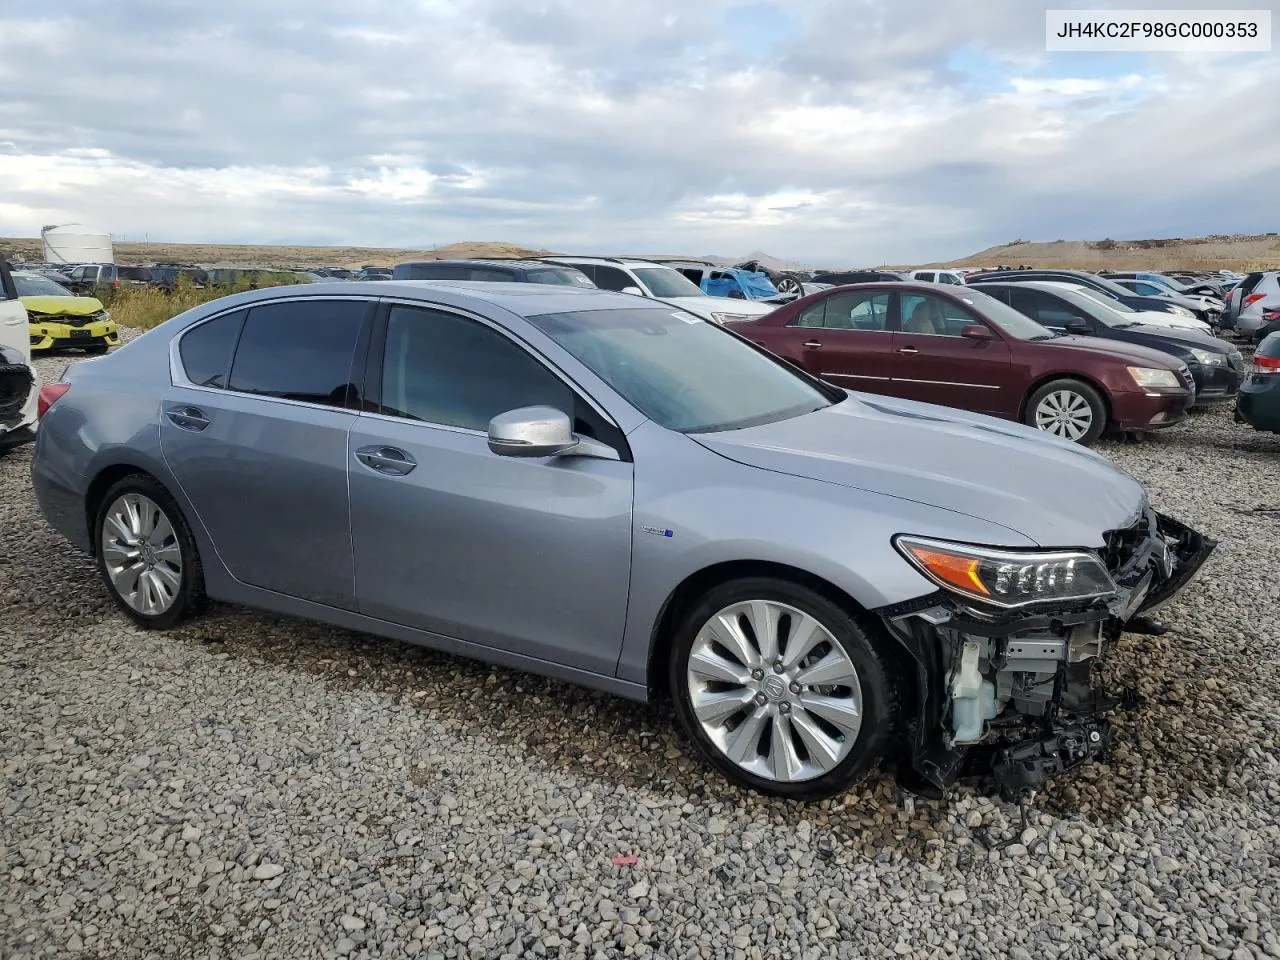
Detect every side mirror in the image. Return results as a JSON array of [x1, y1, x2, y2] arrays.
[[960, 323, 994, 341], [1065, 319, 1091, 335], [620, 286, 645, 297], [487, 406, 578, 458]]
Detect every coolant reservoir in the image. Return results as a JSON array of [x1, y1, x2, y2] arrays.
[[952, 679, 997, 743]]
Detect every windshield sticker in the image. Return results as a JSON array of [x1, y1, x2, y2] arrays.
[[670, 311, 701, 324]]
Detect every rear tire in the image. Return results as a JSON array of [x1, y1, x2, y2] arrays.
[[1024, 378, 1107, 445], [669, 577, 899, 800], [94, 474, 206, 629]]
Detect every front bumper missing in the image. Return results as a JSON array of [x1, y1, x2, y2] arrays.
[[879, 510, 1215, 799]]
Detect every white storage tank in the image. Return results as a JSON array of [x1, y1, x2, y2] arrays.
[[41, 224, 114, 265]]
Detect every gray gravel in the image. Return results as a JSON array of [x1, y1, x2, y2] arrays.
[[3, 341, 1280, 959]]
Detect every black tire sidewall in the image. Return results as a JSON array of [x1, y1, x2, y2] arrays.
[[669, 577, 897, 800], [1025, 378, 1107, 445], [94, 475, 204, 630]]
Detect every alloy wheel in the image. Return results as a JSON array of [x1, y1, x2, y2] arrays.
[[1034, 389, 1094, 441], [686, 600, 863, 783], [100, 493, 184, 615]]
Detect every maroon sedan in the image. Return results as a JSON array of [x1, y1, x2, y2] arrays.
[[735, 283, 1195, 444]]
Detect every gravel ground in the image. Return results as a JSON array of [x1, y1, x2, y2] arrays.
[[3, 340, 1280, 960]]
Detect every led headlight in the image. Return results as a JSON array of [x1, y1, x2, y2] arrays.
[[1127, 366, 1181, 389], [1188, 347, 1224, 366], [709, 312, 751, 324], [1169, 305, 1195, 318], [894, 536, 1117, 609]]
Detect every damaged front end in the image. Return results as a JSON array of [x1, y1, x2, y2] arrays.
[[878, 508, 1215, 800]]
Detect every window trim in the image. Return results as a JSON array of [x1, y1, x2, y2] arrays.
[[363, 297, 633, 461], [169, 295, 377, 413]]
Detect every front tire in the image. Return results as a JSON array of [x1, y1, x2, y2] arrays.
[[1024, 378, 1107, 445], [669, 578, 899, 799], [94, 475, 206, 629]]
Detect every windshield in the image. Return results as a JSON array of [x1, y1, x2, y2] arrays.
[[1143, 275, 1186, 292], [14, 274, 74, 297], [1073, 287, 1136, 313], [954, 289, 1056, 340], [631, 267, 706, 299], [527, 306, 837, 433], [1085, 275, 1143, 299], [1053, 288, 1133, 328], [525, 268, 595, 287]]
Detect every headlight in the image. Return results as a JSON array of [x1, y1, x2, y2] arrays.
[[1188, 348, 1224, 366], [1169, 305, 1195, 318], [894, 536, 1116, 609], [709, 312, 751, 324], [1127, 366, 1181, 389], [101, 310, 111, 322]]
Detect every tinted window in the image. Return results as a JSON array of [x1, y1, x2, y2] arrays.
[[380, 305, 575, 431], [229, 300, 366, 406], [916, 272, 935, 282], [393, 263, 470, 281], [591, 266, 635, 292], [630, 267, 705, 298], [900, 293, 977, 337], [180, 310, 246, 388], [1008, 289, 1091, 332]]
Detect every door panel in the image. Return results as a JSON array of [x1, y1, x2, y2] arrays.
[[348, 419, 633, 674], [160, 388, 359, 608], [348, 302, 634, 675], [892, 293, 1015, 415], [779, 290, 898, 392]]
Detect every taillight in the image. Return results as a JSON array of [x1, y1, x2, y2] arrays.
[[112, 279, 120, 289], [1251, 354, 1280, 375], [1244, 293, 1266, 307], [37, 383, 69, 419]]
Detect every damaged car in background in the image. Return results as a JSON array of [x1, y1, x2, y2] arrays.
[[0, 260, 39, 452], [31, 282, 1213, 801]]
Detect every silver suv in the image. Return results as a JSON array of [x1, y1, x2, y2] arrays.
[[543, 257, 776, 324], [1222, 271, 1280, 337]]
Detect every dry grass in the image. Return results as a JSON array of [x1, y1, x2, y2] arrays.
[[0, 238, 545, 271], [99, 276, 302, 330]]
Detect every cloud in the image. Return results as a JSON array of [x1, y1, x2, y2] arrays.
[[0, 0, 1276, 264]]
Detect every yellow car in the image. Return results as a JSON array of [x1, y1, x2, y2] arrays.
[[14, 270, 120, 353]]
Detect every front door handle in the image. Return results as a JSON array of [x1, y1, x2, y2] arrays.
[[355, 445, 417, 476], [166, 406, 210, 431], [898, 346, 919, 355], [802, 340, 823, 349]]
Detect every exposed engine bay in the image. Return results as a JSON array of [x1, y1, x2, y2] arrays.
[[879, 508, 1215, 800]]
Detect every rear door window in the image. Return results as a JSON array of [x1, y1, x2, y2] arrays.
[[180, 310, 246, 388], [228, 299, 368, 407], [591, 266, 634, 292]]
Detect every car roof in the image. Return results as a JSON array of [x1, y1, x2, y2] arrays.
[[222, 279, 652, 318], [395, 259, 574, 269], [543, 256, 662, 268]]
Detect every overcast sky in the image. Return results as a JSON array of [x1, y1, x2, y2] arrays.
[[1, 0, 1277, 265]]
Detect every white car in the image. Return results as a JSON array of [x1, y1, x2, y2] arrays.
[[0, 261, 39, 451], [907, 269, 966, 286], [543, 257, 778, 324], [1038, 282, 1213, 335]]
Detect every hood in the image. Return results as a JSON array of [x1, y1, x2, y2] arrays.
[[1039, 334, 1186, 369], [1113, 323, 1230, 350], [21, 295, 105, 317], [1128, 310, 1209, 332], [693, 394, 1146, 548], [659, 296, 775, 319]]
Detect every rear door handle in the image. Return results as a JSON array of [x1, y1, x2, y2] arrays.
[[802, 340, 822, 349], [898, 346, 919, 355], [166, 406, 210, 431], [355, 445, 417, 476]]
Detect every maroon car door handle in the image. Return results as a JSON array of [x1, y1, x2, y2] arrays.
[[802, 340, 822, 349], [898, 346, 919, 355]]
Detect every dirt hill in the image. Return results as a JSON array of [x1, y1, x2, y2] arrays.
[[935, 233, 1280, 272], [0, 238, 548, 270]]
